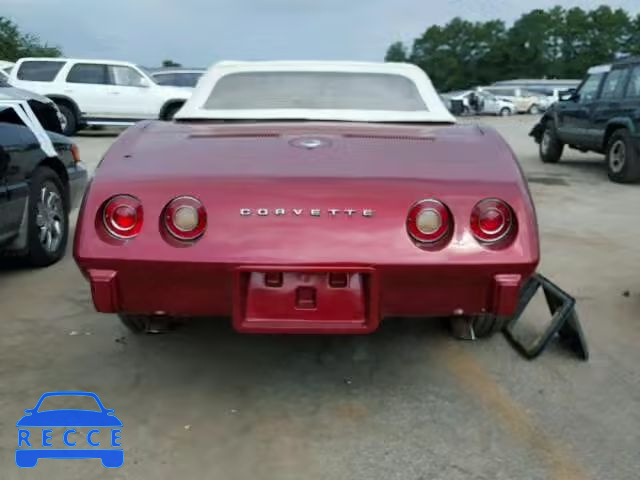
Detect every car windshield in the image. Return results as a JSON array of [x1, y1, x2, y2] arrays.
[[36, 394, 101, 412], [203, 71, 428, 111]]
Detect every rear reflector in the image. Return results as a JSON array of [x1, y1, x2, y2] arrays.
[[407, 199, 452, 243], [71, 144, 81, 163], [102, 195, 143, 239]]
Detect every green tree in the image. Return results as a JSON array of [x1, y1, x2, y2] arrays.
[[0, 17, 61, 61], [629, 14, 640, 56], [558, 6, 632, 77], [503, 8, 560, 78], [162, 59, 182, 67], [386, 5, 639, 91], [385, 41, 408, 62], [410, 18, 506, 91]]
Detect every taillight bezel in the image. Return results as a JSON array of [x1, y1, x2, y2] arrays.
[[470, 198, 515, 244], [102, 195, 143, 239], [163, 196, 207, 242], [407, 199, 452, 244]]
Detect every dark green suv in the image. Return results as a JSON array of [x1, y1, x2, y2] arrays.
[[531, 57, 640, 183]]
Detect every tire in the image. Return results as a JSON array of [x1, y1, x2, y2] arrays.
[[606, 129, 640, 183], [56, 103, 77, 136], [471, 314, 509, 338], [499, 107, 512, 117], [539, 120, 564, 163], [162, 103, 183, 120], [25, 167, 68, 267], [528, 104, 541, 115]]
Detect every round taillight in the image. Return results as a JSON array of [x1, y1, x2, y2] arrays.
[[103, 195, 143, 239], [470, 198, 514, 243], [164, 196, 207, 241], [407, 199, 452, 243]]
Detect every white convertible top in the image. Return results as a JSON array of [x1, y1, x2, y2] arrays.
[[176, 61, 455, 123]]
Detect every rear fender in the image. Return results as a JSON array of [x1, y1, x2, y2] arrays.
[[529, 113, 553, 143], [47, 95, 81, 118], [603, 118, 636, 149]]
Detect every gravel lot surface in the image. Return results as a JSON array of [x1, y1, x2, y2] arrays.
[[1, 116, 638, 479]]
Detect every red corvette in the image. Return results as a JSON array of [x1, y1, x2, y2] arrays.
[[74, 61, 539, 336]]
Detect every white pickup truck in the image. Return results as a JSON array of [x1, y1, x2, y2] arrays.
[[9, 58, 192, 135]]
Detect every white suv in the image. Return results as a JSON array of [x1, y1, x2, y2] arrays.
[[9, 58, 192, 135]]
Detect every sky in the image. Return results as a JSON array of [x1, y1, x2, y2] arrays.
[[3, 0, 640, 68]]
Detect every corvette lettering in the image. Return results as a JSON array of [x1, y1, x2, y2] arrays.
[[240, 208, 374, 217]]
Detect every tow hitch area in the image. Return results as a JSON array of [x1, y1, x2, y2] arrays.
[[504, 273, 589, 361]]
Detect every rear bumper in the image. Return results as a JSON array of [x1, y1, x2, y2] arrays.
[[81, 261, 534, 334]]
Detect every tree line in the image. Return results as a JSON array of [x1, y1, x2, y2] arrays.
[[0, 17, 61, 61], [385, 5, 640, 92]]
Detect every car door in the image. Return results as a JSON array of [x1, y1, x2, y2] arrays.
[[64, 63, 113, 119], [479, 93, 499, 114], [489, 88, 518, 110], [590, 66, 631, 150], [106, 65, 159, 119], [0, 119, 30, 244], [556, 72, 606, 145], [0, 140, 10, 243], [624, 65, 640, 133]]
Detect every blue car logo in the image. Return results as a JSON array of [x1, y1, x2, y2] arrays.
[[16, 391, 123, 468]]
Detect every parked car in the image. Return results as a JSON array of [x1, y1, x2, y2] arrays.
[[530, 57, 640, 183], [9, 58, 192, 135], [444, 90, 515, 116], [0, 101, 87, 266], [479, 86, 549, 114], [441, 90, 472, 114], [475, 91, 517, 116], [74, 61, 539, 337], [150, 68, 205, 88], [1, 73, 65, 133], [523, 86, 572, 105], [491, 79, 581, 104]]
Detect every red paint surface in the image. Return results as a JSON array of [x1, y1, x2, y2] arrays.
[[75, 121, 539, 333]]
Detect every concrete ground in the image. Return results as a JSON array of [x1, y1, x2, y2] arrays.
[[1, 116, 639, 479]]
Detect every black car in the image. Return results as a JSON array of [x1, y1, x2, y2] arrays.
[[531, 56, 640, 183], [0, 104, 87, 266]]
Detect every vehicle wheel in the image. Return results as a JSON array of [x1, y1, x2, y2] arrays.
[[118, 314, 173, 333], [528, 104, 541, 115], [606, 129, 640, 183], [25, 167, 68, 267], [539, 121, 564, 163], [463, 106, 470, 115], [56, 104, 77, 136], [471, 314, 509, 338], [499, 107, 512, 117], [163, 103, 183, 120]]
